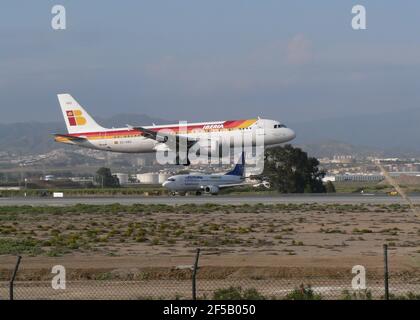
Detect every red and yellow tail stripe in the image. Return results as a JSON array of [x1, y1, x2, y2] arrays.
[[58, 119, 257, 141]]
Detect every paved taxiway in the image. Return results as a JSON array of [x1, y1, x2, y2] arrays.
[[0, 194, 419, 206]]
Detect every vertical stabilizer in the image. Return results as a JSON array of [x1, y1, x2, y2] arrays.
[[57, 94, 106, 134], [225, 152, 245, 176]]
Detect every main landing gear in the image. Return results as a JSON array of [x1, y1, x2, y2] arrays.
[[175, 155, 191, 166]]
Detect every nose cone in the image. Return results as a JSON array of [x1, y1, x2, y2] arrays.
[[285, 128, 296, 141], [162, 181, 172, 188], [162, 180, 175, 189]]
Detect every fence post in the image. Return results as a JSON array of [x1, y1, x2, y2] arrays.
[[9, 255, 22, 301], [192, 248, 201, 300], [383, 244, 389, 300]]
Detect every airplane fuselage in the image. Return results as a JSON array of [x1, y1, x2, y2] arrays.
[[55, 118, 296, 153], [163, 174, 244, 194]]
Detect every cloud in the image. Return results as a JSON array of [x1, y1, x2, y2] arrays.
[[286, 34, 312, 65]]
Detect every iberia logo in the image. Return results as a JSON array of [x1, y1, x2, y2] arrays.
[[67, 110, 87, 126]]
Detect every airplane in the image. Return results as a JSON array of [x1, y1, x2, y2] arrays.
[[54, 94, 296, 164], [162, 153, 250, 195]]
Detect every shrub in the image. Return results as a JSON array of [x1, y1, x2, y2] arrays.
[[285, 284, 322, 300], [342, 289, 372, 300], [213, 286, 266, 300], [0, 238, 43, 255], [388, 292, 420, 300]]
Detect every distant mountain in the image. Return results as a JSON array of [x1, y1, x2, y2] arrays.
[[97, 114, 171, 128], [296, 140, 384, 158], [0, 114, 170, 155], [290, 107, 420, 153], [2, 108, 420, 157]]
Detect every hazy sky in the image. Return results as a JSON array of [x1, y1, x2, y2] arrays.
[[1, 0, 420, 124]]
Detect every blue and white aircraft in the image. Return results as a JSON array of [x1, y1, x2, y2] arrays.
[[162, 153, 249, 195]]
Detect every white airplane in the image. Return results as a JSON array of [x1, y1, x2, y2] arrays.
[[162, 153, 249, 195], [54, 94, 296, 164]]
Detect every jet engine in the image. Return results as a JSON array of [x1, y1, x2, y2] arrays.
[[203, 185, 220, 195]]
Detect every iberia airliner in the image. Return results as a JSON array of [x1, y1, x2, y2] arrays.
[[54, 94, 296, 163]]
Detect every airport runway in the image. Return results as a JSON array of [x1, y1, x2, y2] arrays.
[[0, 194, 419, 206]]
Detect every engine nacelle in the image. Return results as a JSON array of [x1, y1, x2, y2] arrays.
[[153, 143, 171, 152], [203, 185, 220, 195]]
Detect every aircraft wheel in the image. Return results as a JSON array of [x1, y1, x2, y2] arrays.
[[195, 191, 202, 196]]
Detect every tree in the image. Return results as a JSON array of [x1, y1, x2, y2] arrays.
[[261, 145, 326, 193], [95, 167, 120, 188], [325, 181, 336, 193]]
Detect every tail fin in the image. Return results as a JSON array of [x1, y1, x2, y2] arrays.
[[57, 94, 106, 134], [225, 152, 245, 176]]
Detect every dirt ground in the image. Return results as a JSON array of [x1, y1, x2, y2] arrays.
[[0, 204, 419, 280]]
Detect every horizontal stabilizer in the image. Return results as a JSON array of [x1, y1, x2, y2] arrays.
[[54, 134, 87, 142]]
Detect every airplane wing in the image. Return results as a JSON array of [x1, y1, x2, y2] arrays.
[[54, 134, 87, 142], [132, 126, 198, 149], [218, 183, 247, 189], [216, 181, 255, 189]]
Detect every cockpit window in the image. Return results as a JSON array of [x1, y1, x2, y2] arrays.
[[274, 124, 287, 128], [167, 178, 176, 182]]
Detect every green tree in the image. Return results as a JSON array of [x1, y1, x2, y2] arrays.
[[95, 167, 120, 188], [262, 145, 326, 193]]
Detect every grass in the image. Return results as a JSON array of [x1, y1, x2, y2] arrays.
[[332, 181, 396, 194], [352, 228, 373, 234], [284, 284, 322, 300], [213, 286, 266, 300], [341, 289, 372, 300], [0, 202, 404, 216], [0, 238, 43, 255], [0, 202, 414, 257], [0, 187, 167, 198], [319, 228, 347, 234]]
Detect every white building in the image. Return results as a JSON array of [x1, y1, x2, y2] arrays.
[[136, 173, 159, 184], [334, 174, 384, 182], [322, 176, 336, 182], [114, 173, 129, 185], [158, 172, 171, 184]]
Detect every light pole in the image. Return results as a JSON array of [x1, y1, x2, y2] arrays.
[[24, 178, 28, 197]]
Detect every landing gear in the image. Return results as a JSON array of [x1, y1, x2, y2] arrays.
[[175, 155, 191, 166], [195, 191, 202, 196]]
